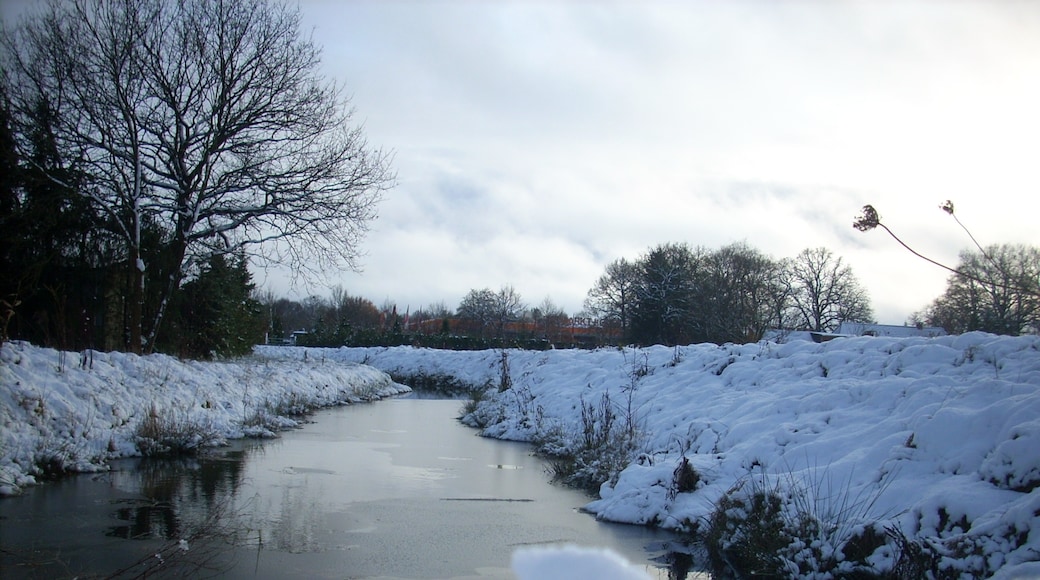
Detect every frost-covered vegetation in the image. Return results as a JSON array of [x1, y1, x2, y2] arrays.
[[4, 331, 1039, 578], [311, 333, 1040, 579], [0, 342, 408, 495]]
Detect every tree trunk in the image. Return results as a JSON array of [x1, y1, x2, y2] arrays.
[[143, 236, 186, 354]]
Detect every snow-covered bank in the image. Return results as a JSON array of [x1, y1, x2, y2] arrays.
[[270, 333, 1040, 578], [0, 341, 409, 496]]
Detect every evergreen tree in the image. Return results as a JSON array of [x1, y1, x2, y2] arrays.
[[165, 253, 265, 358], [630, 243, 703, 346], [0, 92, 116, 349]]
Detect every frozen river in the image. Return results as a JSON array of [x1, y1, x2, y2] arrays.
[[1, 396, 700, 578]]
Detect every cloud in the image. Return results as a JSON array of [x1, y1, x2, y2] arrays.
[[275, 0, 1040, 325]]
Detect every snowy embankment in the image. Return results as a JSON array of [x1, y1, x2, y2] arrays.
[[271, 332, 1040, 578], [0, 341, 409, 496]]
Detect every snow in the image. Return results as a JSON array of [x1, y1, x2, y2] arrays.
[[0, 341, 409, 495], [3, 331, 1039, 577], [277, 331, 1040, 577], [512, 544, 650, 580]]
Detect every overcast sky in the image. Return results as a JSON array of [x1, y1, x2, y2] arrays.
[[7, 0, 1040, 324], [268, 0, 1040, 324]]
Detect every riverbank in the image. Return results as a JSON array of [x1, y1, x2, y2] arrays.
[[0, 341, 409, 496], [4, 334, 1039, 577], [268, 333, 1040, 579]]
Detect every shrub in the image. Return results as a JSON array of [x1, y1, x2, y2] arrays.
[[536, 391, 643, 494], [135, 404, 223, 456], [670, 456, 700, 498], [703, 468, 899, 578], [460, 386, 492, 422], [704, 479, 791, 577]]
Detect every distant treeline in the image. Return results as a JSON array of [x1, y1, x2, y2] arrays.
[[261, 242, 877, 351]]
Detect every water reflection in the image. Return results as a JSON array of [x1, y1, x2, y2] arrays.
[[107, 497, 179, 540], [103, 452, 249, 540], [0, 399, 709, 579]]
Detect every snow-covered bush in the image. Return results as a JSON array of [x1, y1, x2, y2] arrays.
[[535, 391, 644, 493], [704, 478, 791, 576], [134, 403, 224, 456], [703, 471, 894, 578]]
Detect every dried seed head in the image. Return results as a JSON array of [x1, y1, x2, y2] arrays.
[[940, 200, 955, 215], [853, 205, 880, 231]]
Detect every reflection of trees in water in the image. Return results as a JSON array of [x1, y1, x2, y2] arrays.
[[269, 479, 327, 553], [98, 448, 258, 578], [650, 541, 711, 580], [105, 447, 251, 541], [102, 498, 240, 579], [107, 499, 180, 540]]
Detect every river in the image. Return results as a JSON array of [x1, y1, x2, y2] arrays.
[[1, 396, 702, 579]]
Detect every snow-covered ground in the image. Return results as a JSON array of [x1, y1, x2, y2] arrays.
[[3, 332, 1039, 577], [271, 332, 1040, 578], [0, 340, 409, 495]]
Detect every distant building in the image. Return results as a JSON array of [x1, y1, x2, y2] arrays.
[[835, 322, 947, 338], [760, 329, 814, 343], [764, 323, 947, 344]]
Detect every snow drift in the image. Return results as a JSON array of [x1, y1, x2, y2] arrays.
[[287, 332, 1040, 578], [3, 332, 1039, 577], [0, 341, 408, 495]]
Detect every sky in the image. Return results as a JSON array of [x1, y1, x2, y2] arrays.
[[264, 0, 1040, 324], [5, 1, 1040, 325]]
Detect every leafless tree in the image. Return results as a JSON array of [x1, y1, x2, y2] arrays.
[[702, 242, 783, 343], [492, 285, 525, 339], [925, 244, 1040, 335], [584, 257, 639, 340], [531, 295, 569, 339], [783, 247, 873, 332], [457, 286, 525, 339], [456, 288, 497, 338], [2, 0, 392, 352]]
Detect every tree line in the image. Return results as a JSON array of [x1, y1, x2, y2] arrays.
[[266, 235, 1039, 351], [3, 1, 1036, 358], [586, 242, 872, 346], [257, 242, 874, 350]]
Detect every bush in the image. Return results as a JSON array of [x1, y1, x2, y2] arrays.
[[460, 386, 493, 421], [535, 391, 643, 494], [135, 404, 223, 456], [670, 456, 700, 498], [704, 479, 791, 577], [703, 469, 899, 578]]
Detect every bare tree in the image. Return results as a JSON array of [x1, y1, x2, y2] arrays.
[[457, 288, 498, 338], [784, 247, 873, 332], [584, 257, 639, 340], [492, 285, 525, 339], [701, 242, 782, 343], [2, 0, 392, 352], [925, 244, 1040, 335], [456, 285, 525, 339], [531, 295, 569, 340]]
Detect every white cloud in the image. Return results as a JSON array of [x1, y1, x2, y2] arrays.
[[268, 0, 1040, 325]]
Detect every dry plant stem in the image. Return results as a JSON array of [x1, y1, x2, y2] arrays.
[[876, 222, 963, 278], [857, 204, 1039, 298]]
